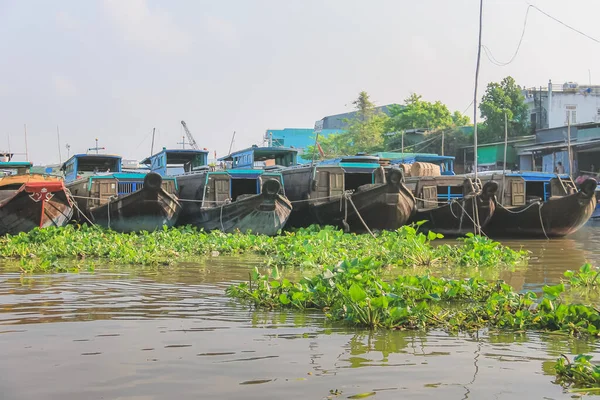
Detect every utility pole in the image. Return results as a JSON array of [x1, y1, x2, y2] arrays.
[[441, 131, 445, 156], [502, 112, 508, 202], [567, 114, 572, 176], [401, 131, 404, 156]]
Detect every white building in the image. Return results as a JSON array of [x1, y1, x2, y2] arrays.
[[525, 80, 600, 130]]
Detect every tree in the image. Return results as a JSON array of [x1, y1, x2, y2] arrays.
[[386, 94, 469, 133], [307, 91, 389, 159], [479, 76, 529, 142], [344, 91, 388, 152]]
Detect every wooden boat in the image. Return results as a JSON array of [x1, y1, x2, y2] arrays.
[[142, 147, 293, 235], [63, 153, 181, 232], [371, 153, 495, 235], [477, 171, 596, 237], [0, 161, 74, 235], [404, 174, 498, 236], [282, 155, 416, 232]]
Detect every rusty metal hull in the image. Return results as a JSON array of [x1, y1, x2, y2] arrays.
[[90, 187, 181, 233], [0, 181, 74, 235], [179, 193, 292, 236], [485, 190, 596, 237]]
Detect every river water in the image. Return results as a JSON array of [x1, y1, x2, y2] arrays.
[[1, 223, 600, 400]]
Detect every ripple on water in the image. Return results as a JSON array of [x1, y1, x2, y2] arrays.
[[0, 226, 600, 399]]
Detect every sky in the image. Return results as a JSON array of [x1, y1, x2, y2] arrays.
[[2, 0, 600, 165]]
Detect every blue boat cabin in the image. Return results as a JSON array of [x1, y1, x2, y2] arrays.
[[142, 148, 210, 177], [0, 161, 32, 177], [210, 146, 298, 203], [62, 154, 177, 208]]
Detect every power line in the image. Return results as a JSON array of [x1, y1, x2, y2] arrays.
[[528, 3, 600, 44], [482, 5, 532, 66], [482, 3, 600, 68]]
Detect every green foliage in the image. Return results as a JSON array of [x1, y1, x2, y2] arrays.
[[564, 264, 600, 288], [306, 91, 389, 158], [228, 258, 600, 336], [555, 354, 600, 390], [0, 223, 527, 274], [479, 76, 529, 143], [386, 94, 469, 133]]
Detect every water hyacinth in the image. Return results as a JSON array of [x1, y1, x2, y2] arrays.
[[227, 258, 600, 336], [0, 223, 528, 273]]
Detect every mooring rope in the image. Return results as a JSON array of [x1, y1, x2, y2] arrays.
[[345, 191, 376, 239]]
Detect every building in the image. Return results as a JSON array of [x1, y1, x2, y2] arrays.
[[460, 136, 535, 173], [525, 80, 600, 131], [516, 122, 600, 175], [264, 128, 343, 162], [314, 104, 400, 131]]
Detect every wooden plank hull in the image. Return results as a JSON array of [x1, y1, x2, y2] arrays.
[[90, 188, 181, 233], [310, 180, 416, 232], [484, 179, 597, 237], [87, 173, 181, 233], [0, 181, 74, 235], [179, 192, 292, 236], [411, 193, 496, 236]]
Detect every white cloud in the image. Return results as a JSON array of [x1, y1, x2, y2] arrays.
[[55, 10, 80, 30], [201, 15, 238, 46], [103, 0, 191, 54], [52, 75, 78, 97]]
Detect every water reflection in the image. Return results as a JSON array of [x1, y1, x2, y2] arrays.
[[1, 225, 600, 399]]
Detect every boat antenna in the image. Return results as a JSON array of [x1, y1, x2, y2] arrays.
[[24, 124, 29, 161], [57, 125, 62, 163], [150, 127, 156, 156], [228, 131, 236, 155]]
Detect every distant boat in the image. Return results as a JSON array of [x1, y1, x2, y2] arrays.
[[0, 161, 73, 235], [282, 155, 416, 232], [143, 147, 293, 235], [476, 171, 596, 237], [63, 153, 181, 232]]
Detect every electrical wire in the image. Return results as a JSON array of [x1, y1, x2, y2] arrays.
[[528, 3, 600, 44], [482, 5, 532, 66], [483, 3, 600, 67]]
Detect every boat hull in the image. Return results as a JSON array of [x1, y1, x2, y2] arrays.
[[88, 173, 181, 233], [485, 179, 597, 237], [0, 181, 74, 235], [310, 180, 416, 232], [411, 195, 495, 236], [180, 192, 292, 236]]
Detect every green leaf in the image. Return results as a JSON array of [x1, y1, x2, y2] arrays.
[[279, 293, 290, 305], [349, 283, 367, 303]]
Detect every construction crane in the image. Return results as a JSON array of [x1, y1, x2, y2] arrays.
[[180, 120, 200, 150]]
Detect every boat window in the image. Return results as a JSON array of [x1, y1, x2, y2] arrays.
[[76, 157, 120, 173], [345, 172, 373, 191], [230, 178, 258, 201], [524, 181, 549, 202]]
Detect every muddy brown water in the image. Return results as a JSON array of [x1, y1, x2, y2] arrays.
[[1, 223, 600, 399]]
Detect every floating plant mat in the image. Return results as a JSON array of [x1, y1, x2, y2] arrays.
[[0, 223, 527, 273]]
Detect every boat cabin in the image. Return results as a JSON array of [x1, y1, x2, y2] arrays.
[[201, 170, 284, 207], [404, 175, 477, 210], [219, 146, 298, 170], [62, 154, 122, 183], [375, 152, 455, 176], [141, 148, 209, 176], [62, 153, 177, 209], [477, 172, 576, 207], [0, 161, 32, 177]]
